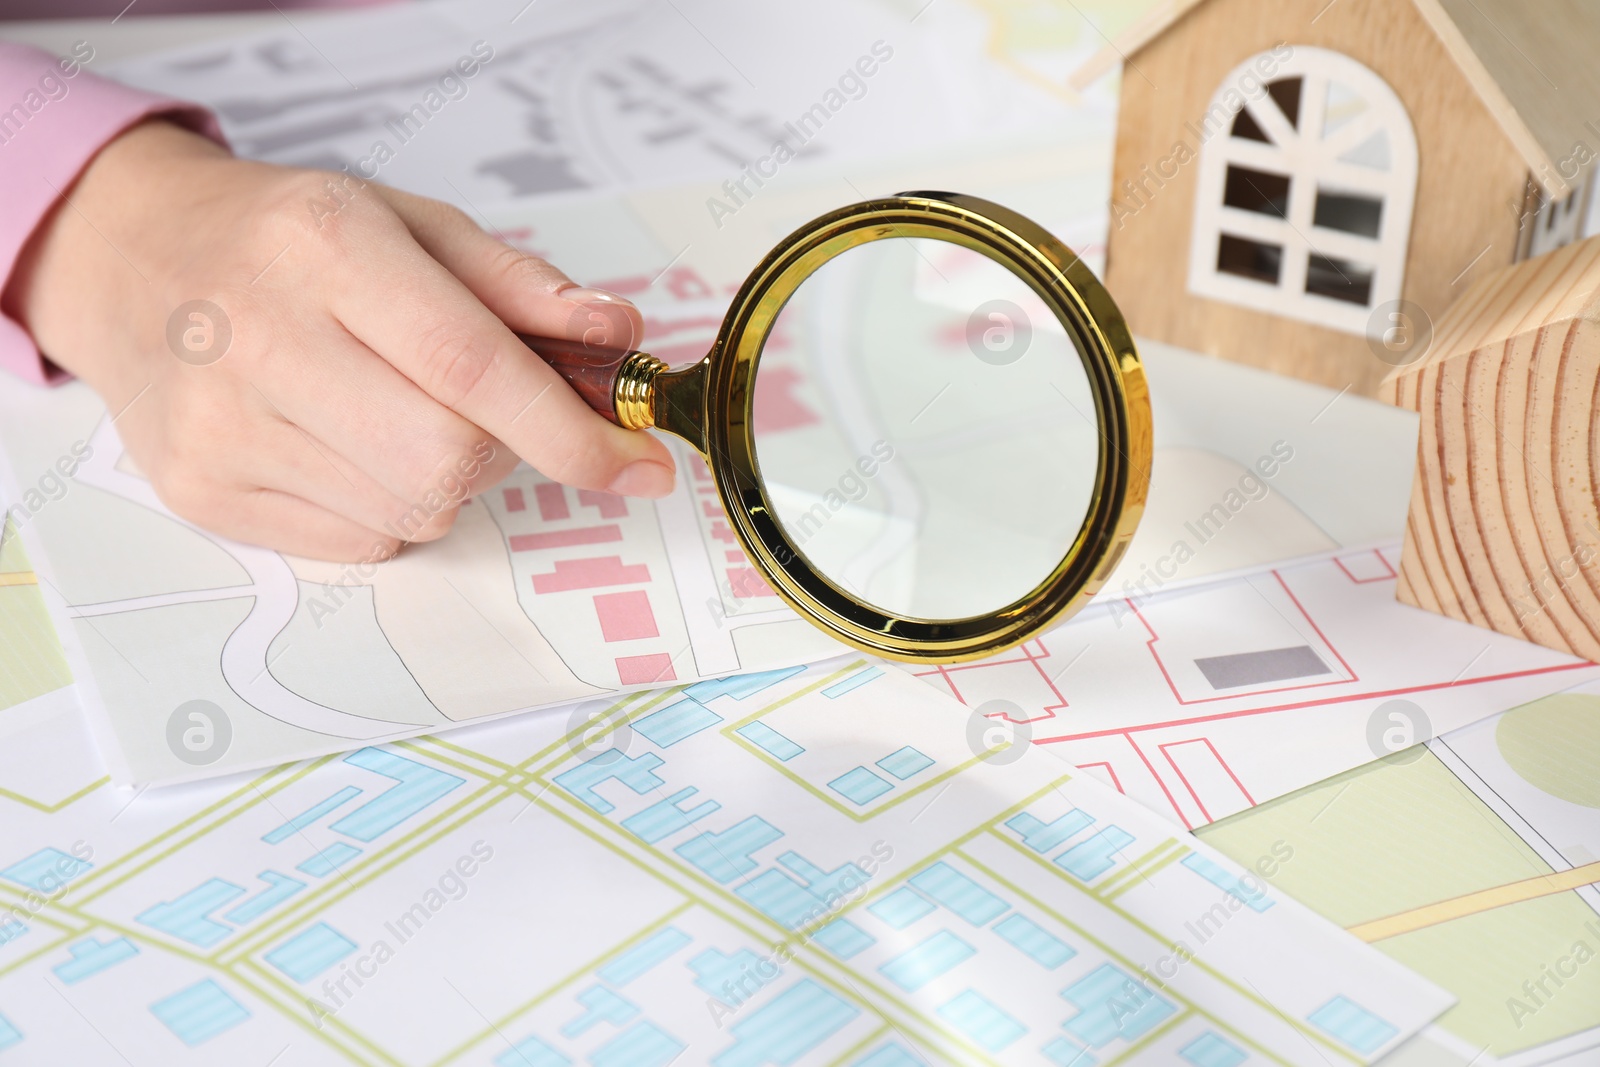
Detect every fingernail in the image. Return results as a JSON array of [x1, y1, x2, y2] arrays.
[[561, 286, 635, 307], [607, 460, 675, 498]]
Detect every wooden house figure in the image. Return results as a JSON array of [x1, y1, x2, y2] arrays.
[[1380, 234, 1600, 662], [1073, 0, 1600, 396]]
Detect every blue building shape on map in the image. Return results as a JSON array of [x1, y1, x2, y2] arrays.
[[691, 946, 776, 1007], [736, 853, 873, 930], [1006, 809, 1095, 853], [909, 862, 1009, 925], [137, 879, 246, 947], [261, 786, 361, 844], [686, 666, 807, 703], [676, 816, 782, 883], [1180, 853, 1274, 912], [823, 667, 882, 698], [828, 766, 893, 805], [622, 788, 719, 844], [634, 698, 723, 748], [735, 721, 805, 761], [560, 985, 638, 1038], [1042, 1036, 1097, 1065], [223, 871, 305, 924], [811, 919, 875, 959], [150, 979, 250, 1046], [590, 1021, 683, 1067], [328, 749, 464, 841], [993, 913, 1075, 969], [1308, 995, 1397, 1054], [264, 922, 358, 983], [495, 1034, 568, 1067], [713, 979, 859, 1066], [876, 746, 934, 780], [1181, 1031, 1248, 1067], [297, 841, 363, 878], [939, 989, 1027, 1052], [851, 1045, 923, 1067], [868, 886, 935, 930], [1055, 827, 1136, 881], [554, 750, 666, 814], [599, 927, 691, 986], [879, 930, 975, 992], [0, 847, 91, 891], [53, 937, 138, 984], [1060, 963, 1176, 1047]]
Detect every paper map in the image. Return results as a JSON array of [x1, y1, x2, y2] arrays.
[[0, 656, 1451, 1065], [0, 0, 1596, 1063], [0, 375, 853, 786], [103, 0, 1090, 211], [916, 546, 1600, 829], [1199, 690, 1600, 1065]]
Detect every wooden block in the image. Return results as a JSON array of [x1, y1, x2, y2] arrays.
[[1381, 234, 1600, 660]]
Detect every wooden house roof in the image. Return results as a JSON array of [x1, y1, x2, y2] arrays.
[[1071, 0, 1600, 198]]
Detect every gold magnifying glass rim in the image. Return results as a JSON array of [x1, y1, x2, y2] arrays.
[[693, 191, 1151, 663]]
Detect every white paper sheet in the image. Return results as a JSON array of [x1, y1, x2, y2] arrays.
[[0, 656, 1451, 1064], [103, 0, 1095, 210], [914, 546, 1600, 829], [0, 374, 854, 785]]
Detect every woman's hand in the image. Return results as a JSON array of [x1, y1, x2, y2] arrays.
[[5, 119, 675, 561]]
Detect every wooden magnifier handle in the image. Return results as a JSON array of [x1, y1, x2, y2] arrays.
[[518, 334, 667, 431]]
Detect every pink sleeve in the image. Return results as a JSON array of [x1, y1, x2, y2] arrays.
[[0, 42, 228, 386]]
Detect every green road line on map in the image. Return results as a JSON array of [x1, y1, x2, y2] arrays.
[[0, 929, 79, 981], [1093, 839, 1182, 896], [431, 901, 695, 1066], [222, 776, 520, 958], [970, 839, 1328, 1067], [391, 738, 507, 782], [1101, 1008, 1194, 1065], [986, 828, 1345, 1060], [720, 662, 866, 731], [708, 660, 1014, 823], [0, 776, 109, 814], [723, 771, 1228, 1064], [525, 791, 1001, 1067], [515, 690, 662, 772], [237, 956, 400, 1067], [7, 900, 216, 972], [221, 780, 513, 964], [959, 849, 1295, 1067], [530, 764, 1089, 1067], [824, 1024, 896, 1067], [1098, 840, 1190, 903], [400, 736, 519, 778], [727, 728, 1011, 824], [822, 775, 1080, 925], [0, 888, 89, 939], [71, 758, 329, 901], [821, 1023, 958, 1067]]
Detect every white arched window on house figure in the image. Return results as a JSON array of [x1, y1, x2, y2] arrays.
[[1189, 47, 1418, 336]]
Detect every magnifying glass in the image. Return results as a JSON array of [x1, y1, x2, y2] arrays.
[[519, 192, 1151, 662]]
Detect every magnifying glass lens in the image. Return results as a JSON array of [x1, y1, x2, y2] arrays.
[[751, 236, 1101, 621], [524, 192, 1146, 659]]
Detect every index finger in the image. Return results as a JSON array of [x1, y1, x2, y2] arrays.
[[327, 219, 675, 498]]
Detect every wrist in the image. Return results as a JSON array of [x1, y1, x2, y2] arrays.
[[7, 119, 231, 398]]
